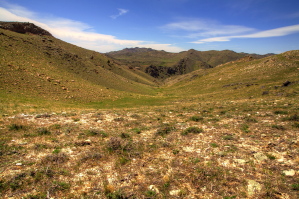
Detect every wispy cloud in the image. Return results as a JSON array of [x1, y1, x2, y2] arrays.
[[110, 8, 129, 19], [0, 5, 183, 52], [162, 18, 256, 38], [191, 24, 299, 44]]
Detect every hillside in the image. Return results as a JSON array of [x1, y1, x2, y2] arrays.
[[106, 48, 271, 79], [0, 22, 299, 199], [0, 22, 159, 110], [164, 50, 299, 101]]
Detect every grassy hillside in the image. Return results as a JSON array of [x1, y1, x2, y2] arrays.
[[0, 24, 162, 113], [1, 22, 299, 199], [163, 50, 299, 101]]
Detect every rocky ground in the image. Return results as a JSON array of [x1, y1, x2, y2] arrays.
[[0, 98, 298, 198]]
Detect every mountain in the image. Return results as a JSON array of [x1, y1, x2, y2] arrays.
[[106, 48, 272, 79]]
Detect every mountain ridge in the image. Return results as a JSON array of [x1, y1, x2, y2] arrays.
[[106, 47, 273, 79]]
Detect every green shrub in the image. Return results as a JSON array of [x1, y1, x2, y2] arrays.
[[274, 110, 288, 115], [131, 128, 141, 134], [293, 123, 299, 128], [210, 143, 219, 148], [222, 135, 234, 140], [182, 127, 203, 135], [291, 183, 299, 191], [240, 124, 250, 133], [189, 116, 204, 122], [271, 125, 285, 130], [120, 132, 130, 139], [37, 127, 51, 135], [283, 114, 299, 121], [156, 124, 175, 136], [53, 181, 70, 190], [8, 123, 25, 131]]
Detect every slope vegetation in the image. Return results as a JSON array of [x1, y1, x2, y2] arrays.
[[0, 22, 158, 111], [164, 50, 299, 101]]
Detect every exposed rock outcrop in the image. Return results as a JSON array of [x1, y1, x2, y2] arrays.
[[0, 22, 52, 36]]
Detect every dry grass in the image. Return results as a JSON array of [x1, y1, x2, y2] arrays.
[[1, 98, 298, 198]]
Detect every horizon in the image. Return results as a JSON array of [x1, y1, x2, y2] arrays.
[[0, 0, 299, 54]]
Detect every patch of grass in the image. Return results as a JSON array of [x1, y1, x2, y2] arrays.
[[210, 143, 219, 148], [244, 116, 258, 123], [145, 190, 156, 197], [291, 183, 299, 191], [106, 190, 126, 199], [274, 110, 288, 115], [189, 115, 204, 122], [283, 114, 299, 121], [118, 156, 130, 165], [156, 124, 175, 136], [120, 132, 131, 139], [37, 127, 51, 135], [292, 122, 299, 128], [35, 113, 51, 118], [240, 124, 250, 133], [182, 127, 203, 135], [271, 124, 285, 130], [8, 123, 25, 131], [24, 193, 47, 199], [86, 129, 101, 136], [53, 181, 70, 191], [172, 149, 180, 155], [52, 148, 61, 154], [72, 118, 80, 122], [266, 153, 276, 160], [131, 128, 142, 134], [222, 134, 234, 140]]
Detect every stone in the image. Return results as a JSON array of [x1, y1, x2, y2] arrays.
[[169, 189, 180, 196], [247, 180, 262, 196], [149, 185, 159, 193], [283, 169, 296, 176], [254, 152, 268, 162]]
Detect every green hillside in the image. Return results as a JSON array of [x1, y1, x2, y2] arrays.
[[0, 23, 161, 112], [1, 22, 299, 199], [0, 22, 298, 114], [164, 50, 299, 101]]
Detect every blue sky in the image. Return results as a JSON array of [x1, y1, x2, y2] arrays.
[[0, 0, 299, 54]]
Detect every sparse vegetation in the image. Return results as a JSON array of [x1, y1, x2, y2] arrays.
[[182, 126, 204, 135], [0, 23, 298, 198]]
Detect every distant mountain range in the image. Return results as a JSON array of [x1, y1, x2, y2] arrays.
[[106, 47, 274, 79]]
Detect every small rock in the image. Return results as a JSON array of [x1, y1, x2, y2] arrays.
[[283, 169, 296, 176], [16, 163, 22, 166], [247, 180, 262, 196], [234, 159, 246, 164], [254, 152, 268, 162], [149, 185, 159, 193], [169, 189, 180, 196]]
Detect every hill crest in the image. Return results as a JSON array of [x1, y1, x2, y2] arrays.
[[0, 21, 52, 36]]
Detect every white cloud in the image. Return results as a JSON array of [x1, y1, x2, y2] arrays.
[[191, 24, 299, 44], [162, 18, 255, 38], [0, 5, 183, 52], [110, 8, 129, 19]]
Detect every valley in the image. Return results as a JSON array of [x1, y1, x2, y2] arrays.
[[0, 22, 298, 198]]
